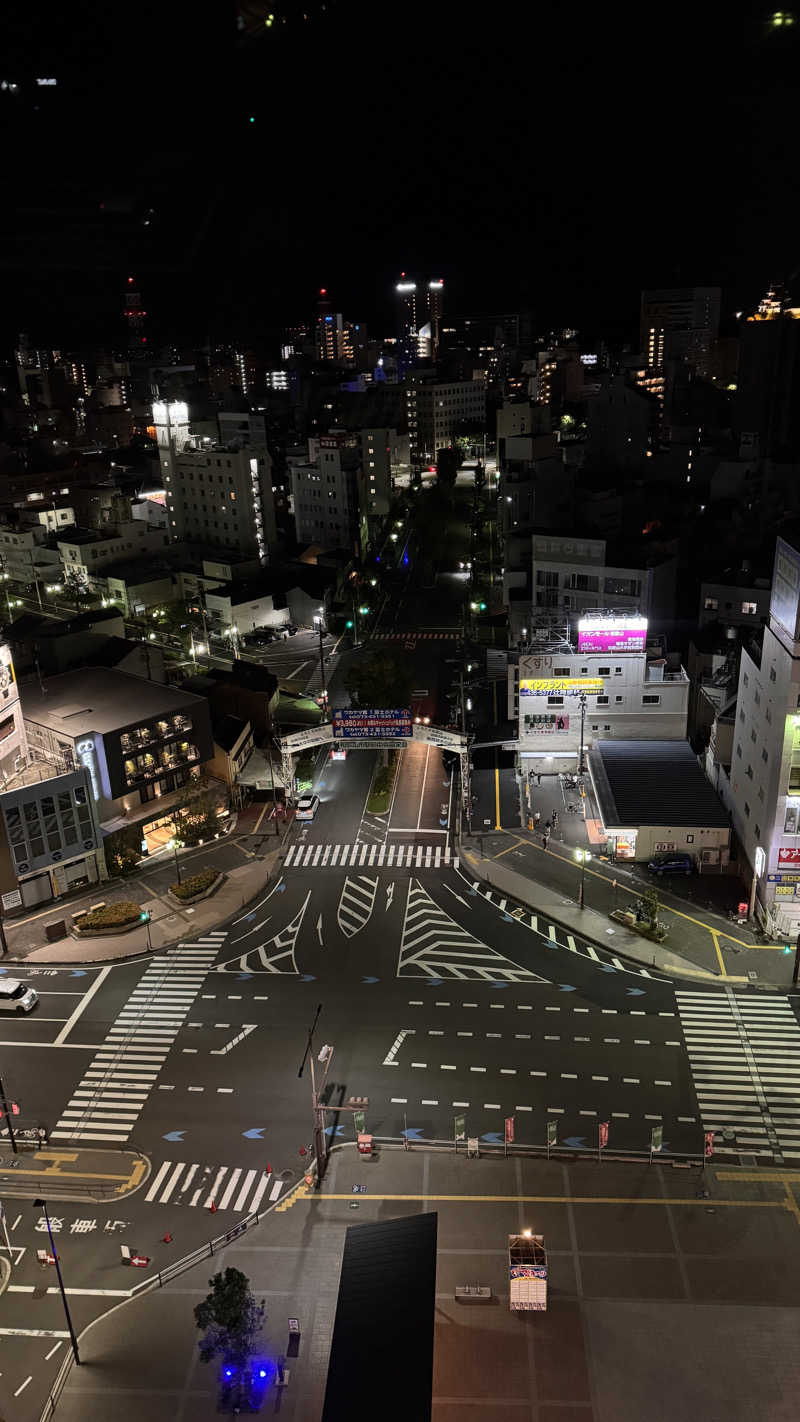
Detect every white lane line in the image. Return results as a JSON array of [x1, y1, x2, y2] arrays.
[[391, 1097, 408, 1103], [484, 1103, 501, 1109], [45, 1342, 63, 1360], [53, 965, 112, 1046], [411, 1062, 427, 1069], [623, 1077, 640, 1084], [453, 1101, 470, 1107], [421, 1099, 439, 1106], [14, 1377, 32, 1397], [470, 1066, 486, 1073], [441, 1065, 457, 1071]]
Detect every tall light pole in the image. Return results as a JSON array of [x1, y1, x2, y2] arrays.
[[578, 691, 587, 775], [574, 848, 591, 910], [315, 612, 328, 721], [33, 1199, 81, 1365], [297, 1004, 329, 1185]]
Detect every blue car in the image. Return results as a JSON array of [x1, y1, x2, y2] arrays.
[[647, 852, 693, 876]]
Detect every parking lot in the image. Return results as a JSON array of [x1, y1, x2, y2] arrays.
[[49, 1146, 800, 1422]]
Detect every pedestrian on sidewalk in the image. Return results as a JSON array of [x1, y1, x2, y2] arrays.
[[534, 810, 541, 827], [537, 773, 542, 785], [541, 833, 547, 850], [552, 809, 558, 828]]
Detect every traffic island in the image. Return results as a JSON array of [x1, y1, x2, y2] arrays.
[[0, 1145, 149, 1203], [71, 901, 144, 938], [167, 869, 225, 908]]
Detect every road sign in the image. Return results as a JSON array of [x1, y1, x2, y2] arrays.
[[332, 708, 412, 740], [598, 1121, 609, 1151], [454, 1113, 466, 1143], [129, 1254, 150, 1268], [412, 724, 468, 751], [546, 1120, 557, 1147], [504, 1116, 515, 1145], [704, 1130, 715, 1160], [353, 1110, 366, 1135], [281, 724, 334, 753], [1, 890, 21, 912], [650, 1125, 663, 1153]]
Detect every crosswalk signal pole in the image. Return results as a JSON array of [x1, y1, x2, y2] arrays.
[[793, 933, 800, 987]]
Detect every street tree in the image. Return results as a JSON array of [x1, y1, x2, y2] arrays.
[[62, 569, 91, 613], [194, 1267, 265, 1367], [343, 649, 414, 708]]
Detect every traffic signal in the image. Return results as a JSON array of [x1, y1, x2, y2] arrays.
[[0, 1102, 20, 1118], [139, 911, 150, 923], [479, 601, 487, 611], [345, 619, 354, 629]]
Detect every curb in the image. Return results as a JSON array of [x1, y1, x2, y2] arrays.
[[456, 839, 729, 988]]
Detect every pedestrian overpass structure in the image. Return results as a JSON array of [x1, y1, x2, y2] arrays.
[[279, 715, 468, 802]]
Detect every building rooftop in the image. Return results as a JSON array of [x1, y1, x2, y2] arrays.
[[589, 739, 730, 829], [21, 667, 205, 736], [213, 714, 249, 752]]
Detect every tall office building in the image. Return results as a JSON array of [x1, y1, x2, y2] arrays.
[[639, 286, 721, 378], [735, 283, 800, 460], [395, 276, 418, 371]]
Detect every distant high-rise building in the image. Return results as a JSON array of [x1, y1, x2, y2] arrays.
[[395, 276, 418, 371], [735, 282, 800, 460], [123, 275, 147, 353], [426, 279, 444, 357], [639, 286, 721, 379]]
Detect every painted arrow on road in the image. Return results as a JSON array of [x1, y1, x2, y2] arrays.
[[163, 1130, 186, 1142], [324, 1125, 346, 1138], [276, 882, 286, 894], [481, 1131, 503, 1143], [489, 980, 510, 989], [243, 1128, 264, 1139], [237, 972, 254, 981], [362, 976, 380, 984], [300, 974, 317, 983], [564, 1136, 586, 1149], [425, 978, 444, 987], [599, 963, 617, 973], [559, 983, 577, 992], [70, 969, 87, 978], [627, 987, 646, 996], [402, 1127, 424, 1141]]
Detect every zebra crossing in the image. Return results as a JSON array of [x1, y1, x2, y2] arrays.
[[676, 989, 800, 1162], [370, 632, 460, 641], [399, 880, 545, 983], [144, 1159, 284, 1212], [51, 940, 225, 1143], [337, 875, 378, 937], [285, 842, 458, 870]]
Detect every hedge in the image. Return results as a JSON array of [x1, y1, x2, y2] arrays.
[[170, 868, 219, 901], [80, 901, 142, 931]]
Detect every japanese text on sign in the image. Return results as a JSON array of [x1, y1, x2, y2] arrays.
[[333, 708, 412, 739]]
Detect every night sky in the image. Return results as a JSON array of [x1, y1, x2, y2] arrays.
[[1, 1, 797, 351]]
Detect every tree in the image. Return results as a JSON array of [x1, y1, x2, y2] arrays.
[[62, 568, 91, 613], [343, 649, 414, 708], [194, 1267, 265, 1367], [172, 775, 220, 846], [640, 886, 660, 932]]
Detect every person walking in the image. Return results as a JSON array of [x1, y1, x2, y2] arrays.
[[534, 810, 541, 828], [541, 833, 548, 850], [552, 809, 558, 828]]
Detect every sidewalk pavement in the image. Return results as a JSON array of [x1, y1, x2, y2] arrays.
[[42, 1144, 800, 1422], [9, 845, 285, 965], [0, 1145, 147, 1203], [461, 828, 792, 986]]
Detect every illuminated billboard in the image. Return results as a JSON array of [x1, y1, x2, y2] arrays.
[[577, 616, 648, 653], [519, 678, 603, 696]]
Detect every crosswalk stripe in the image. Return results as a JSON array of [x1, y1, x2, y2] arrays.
[[145, 1161, 172, 1201], [249, 1172, 273, 1212], [283, 842, 455, 869]]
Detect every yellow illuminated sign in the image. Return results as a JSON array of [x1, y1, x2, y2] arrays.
[[520, 677, 604, 694]]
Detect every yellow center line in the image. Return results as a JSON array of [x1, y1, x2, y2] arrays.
[[494, 768, 501, 830], [710, 928, 728, 978], [303, 1191, 791, 1212]]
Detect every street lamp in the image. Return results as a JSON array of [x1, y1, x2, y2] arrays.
[[33, 1200, 81, 1365], [167, 837, 182, 886], [574, 848, 591, 910], [749, 844, 765, 922], [297, 1004, 332, 1185]]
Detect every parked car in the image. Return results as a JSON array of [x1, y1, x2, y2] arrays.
[[647, 852, 693, 876], [0, 979, 39, 1014], [295, 793, 320, 822]]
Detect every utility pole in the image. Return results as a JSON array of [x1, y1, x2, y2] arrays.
[[317, 621, 328, 721], [578, 691, 587, 775], [298, 1004, 327, 1185], [0, 1074, 17, 1154], [34, 1200, 81, 1365], [265, 733, 280, 835]]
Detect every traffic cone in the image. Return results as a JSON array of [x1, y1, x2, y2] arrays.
[[265, 1163, 272, 1175], [209, 1200, 217, 1214], [162, 1232, 173, 1244]]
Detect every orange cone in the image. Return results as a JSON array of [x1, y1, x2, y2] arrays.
[[209, 1200, 217, 1214], [162, 1232, 172, 1243]]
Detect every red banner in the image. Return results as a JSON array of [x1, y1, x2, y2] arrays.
[[704, 1130, 715, 1160], [779, 847, 800, 865], [598, 1121, 609, 1150], [505, 1116, 515, 1144]]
